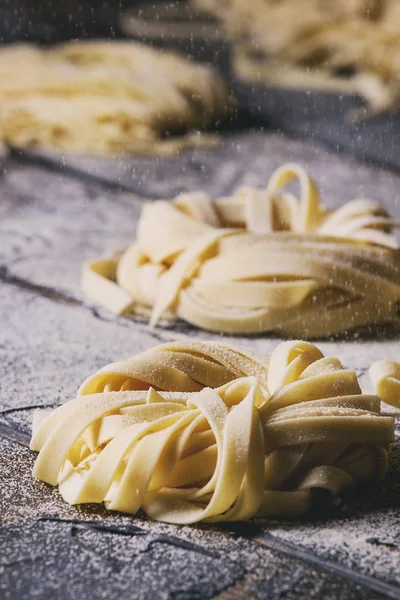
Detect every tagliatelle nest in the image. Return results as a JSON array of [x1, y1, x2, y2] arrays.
[[31, 340, 394, 524], [82, 163, 400, 337], [193, 0, 400, 113], [0, 41, 231, 155]]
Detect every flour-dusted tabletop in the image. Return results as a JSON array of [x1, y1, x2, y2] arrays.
[[1, 132, 399, 600]]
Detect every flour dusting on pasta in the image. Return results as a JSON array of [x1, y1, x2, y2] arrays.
[[82, 163, 400, 337], [31, 340, 394, 523]]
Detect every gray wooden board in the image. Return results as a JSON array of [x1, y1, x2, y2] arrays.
[[15, 130, 400, 199], [1, 133, 400, 600], [230, 82, 400, 173]]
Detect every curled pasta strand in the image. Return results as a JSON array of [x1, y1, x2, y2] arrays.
[[370, 360, 400, 409], [31, 340, 394, 524], [82, 163, 400, 337]]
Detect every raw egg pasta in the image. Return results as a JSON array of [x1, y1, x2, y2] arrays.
[[82, 163, 400, 337], [193, 0, 400, 113], [370, 359, 400, 409], [0, 41, 231, 155], [31, 340, 394, 524]]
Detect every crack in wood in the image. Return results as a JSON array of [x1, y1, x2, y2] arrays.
[[0, 265, 126, 327], [225, 523, 400, 600], [37, 516, 147, 536], [0, 403, 58, 448], [1, 517, 246, 599], [0, 264, 195, 343], [9, 147, 156, 198], [0, 265, 81, 306], [366, 537, 398, 550], [37, 517, 219, 560], [0, 421, 31, 447], [0, 404, 57, 418]]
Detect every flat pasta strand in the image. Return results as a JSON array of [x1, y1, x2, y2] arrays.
[[370, 359, 400, 409], [31, 339, 394, 524], [82, 163, 400, 337]]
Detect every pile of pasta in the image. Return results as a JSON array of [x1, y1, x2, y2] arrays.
[[82, 163, 400, 337], [0, 41, 231, 155], [193, 0, 400, 112], [31, 341, 394, 524], [31, 340, 394, 523]]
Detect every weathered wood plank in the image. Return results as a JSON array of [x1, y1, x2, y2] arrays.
[[1, 424, 398, 600], [0, 161, 142, 298], [16, 131, 400, 203]]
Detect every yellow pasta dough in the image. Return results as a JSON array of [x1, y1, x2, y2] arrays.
[[0, 41, 231, 155], [370, 360, 400, 409], [82, 163, 400, 337], [193, 0, 400, 112], [31, 340, 394, 524]]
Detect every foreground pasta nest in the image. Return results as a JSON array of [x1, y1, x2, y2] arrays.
[[31, 340, 395, 524], [83, 163, 400, 337], [0, 41, 230, 155]]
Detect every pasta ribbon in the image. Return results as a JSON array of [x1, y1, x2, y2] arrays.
[[0, 41, 231, 155], [31, 340, 394, 524], [82, 163, 400, 337], [370, 360, 400, 409]]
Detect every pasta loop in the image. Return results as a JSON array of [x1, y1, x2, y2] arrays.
[[31, 340, 394, 523], [370, 360, 400, 409], [82, 163, 400, 337]]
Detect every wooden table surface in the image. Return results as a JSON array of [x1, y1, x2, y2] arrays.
[[1, 131, 399, 600]]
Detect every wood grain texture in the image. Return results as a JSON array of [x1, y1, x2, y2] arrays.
[[17, 131, 400, 201]]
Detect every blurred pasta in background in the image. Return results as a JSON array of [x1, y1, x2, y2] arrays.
[[193, 0, 400, 112], [0, 40, 231, 155]]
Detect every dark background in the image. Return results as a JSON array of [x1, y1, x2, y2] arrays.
[[0, 0, 136, 43]]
